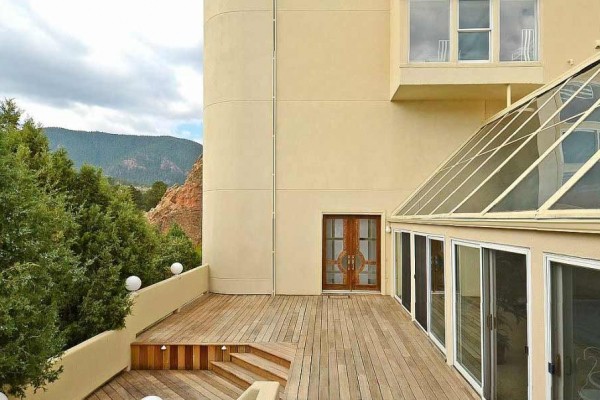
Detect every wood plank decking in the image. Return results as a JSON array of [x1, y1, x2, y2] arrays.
[[90, 294, 479, 400]]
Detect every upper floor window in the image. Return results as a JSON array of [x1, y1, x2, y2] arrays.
[[458, 0, 491, 61], [500, 0, 538, 61], [408, 0, 538, 63], [409, 0, 450, 62]]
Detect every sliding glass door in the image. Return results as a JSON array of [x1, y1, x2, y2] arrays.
[[415, 234, 428, 330], [455, 243, 483, 386], [454, 242, 530, 399], [485, 249, 528, 400], [549, 257, 600, 400], [401, 232, 412, 311], [393, 231, 412, 312], [429, 238, 446, 349]]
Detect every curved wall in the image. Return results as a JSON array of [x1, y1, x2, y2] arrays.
[[203, 1, 274, 293]]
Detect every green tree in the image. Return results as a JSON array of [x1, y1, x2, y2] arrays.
[[0, 99, 202, 393], [143, 181, 168, 211], [0, 132, 75, 397], [153, 224, 202, 276], [0, 98, 20, 131]]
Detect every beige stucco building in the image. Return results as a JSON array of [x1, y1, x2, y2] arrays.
[[203, 1, 600, 398]]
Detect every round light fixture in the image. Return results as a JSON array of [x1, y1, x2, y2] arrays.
[[125, 276, 142, 292], [141, 397, 163, 400], [170, 262, 184, 275]]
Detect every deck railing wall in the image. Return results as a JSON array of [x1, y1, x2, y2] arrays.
[[10, 264, 209, 400]]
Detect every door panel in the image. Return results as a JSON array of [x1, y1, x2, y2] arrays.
[[455, 244, 483, 385], [551, 261, 600, 400], [401, 232, 412, 311], [323, 217, 351, 290], [353, 217, 381, 290], [322, 215, 380, 291], [394, 232, 403, 300], [415, 235, 428, 330], [429, 238, 446, 347], [490, 250, 528, 400]]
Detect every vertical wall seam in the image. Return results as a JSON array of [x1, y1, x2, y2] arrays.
[[272, 0, 278, 296]]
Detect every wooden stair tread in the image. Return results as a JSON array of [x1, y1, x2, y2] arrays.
[[210, 361, 266, 385], [231, 352, 289, 379], [249, 343, 295, 362]]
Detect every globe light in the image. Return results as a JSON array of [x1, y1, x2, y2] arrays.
[[142, 397, 163, 400], [170, 262, 183, 275], [125, 276, 142, 292], [0, 392, 8, 400]]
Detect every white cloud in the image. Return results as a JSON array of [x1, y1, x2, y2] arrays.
[[0, 0, 204, 142]]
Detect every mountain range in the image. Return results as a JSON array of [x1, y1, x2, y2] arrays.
[[44, 127, 202, 186]]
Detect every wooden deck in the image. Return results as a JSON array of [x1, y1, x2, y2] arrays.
[[91, 294, 479, 400]]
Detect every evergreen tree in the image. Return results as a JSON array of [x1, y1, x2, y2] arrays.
[[0, 99, 202, 394]]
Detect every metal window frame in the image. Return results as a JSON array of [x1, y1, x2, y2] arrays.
[[412, 108, 526, 215], [457, 0, 493, 62], [543, 253, 600, 399]]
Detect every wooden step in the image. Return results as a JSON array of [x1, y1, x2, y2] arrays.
[[231, 352, 288, 386], [248, 343, 294, 368], [210, 361, 267, 389]]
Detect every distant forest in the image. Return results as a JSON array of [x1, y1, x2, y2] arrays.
[[44, 127, 202, 186]]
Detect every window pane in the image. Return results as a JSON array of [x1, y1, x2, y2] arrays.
[[551, 261, 600, 399], [435, 138, 526, 214], [458, 66, 600, 213], [459, 0, 490, 29], [410, 0, 450, 62], [395, 232, 403, 299], [418, 106, 528, 215], [551, 160, 600, 210], [430, 239, 445, 346], [500, 0, 538, 61], [415, 235, 428, 329], [459, 31, 490, 61], [399, 120, 502, 215], [455, 245, 482, 385], [401, 233, 412, 311], [492, 108, 600, 212]]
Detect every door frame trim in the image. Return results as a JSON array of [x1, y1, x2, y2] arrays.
[[393, 229, 448, 353], [451, 239, 485, 395], [451, 239, 532, 400], [321, 211, 385, 294], [427, 235, 447, 354], [392, 228, 412, 316], [544, 253, 600, 399]]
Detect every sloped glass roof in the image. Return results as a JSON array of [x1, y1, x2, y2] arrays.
[[395, 57, 600, 219]]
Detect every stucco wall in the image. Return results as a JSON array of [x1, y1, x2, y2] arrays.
[[203, 0, 503, 295], [11, 265, 209, 400]]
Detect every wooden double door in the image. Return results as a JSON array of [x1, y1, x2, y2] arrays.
[[322, 215, 381, 291]]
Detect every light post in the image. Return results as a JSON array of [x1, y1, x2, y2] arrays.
[[125, 276, 142, 292], [170, 262, 183, 275]]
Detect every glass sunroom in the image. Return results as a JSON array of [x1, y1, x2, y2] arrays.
[[389, 55, 600, 400], [394, 58, 600, 220]]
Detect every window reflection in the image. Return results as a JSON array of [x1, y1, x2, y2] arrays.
[[551, 261, 600, 399], [410, 0, 450, 62], [500, 0, 538, 61]]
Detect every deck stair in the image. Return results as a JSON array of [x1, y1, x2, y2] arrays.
[[210, 343, 294, 396]]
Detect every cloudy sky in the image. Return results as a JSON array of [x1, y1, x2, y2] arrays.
[[0, 1, 204, 143]]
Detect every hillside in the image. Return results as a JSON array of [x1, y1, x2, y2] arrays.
[[44, 127, 202, 186]]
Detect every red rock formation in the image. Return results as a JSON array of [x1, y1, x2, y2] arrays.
[[147, 157, 202, 244]]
